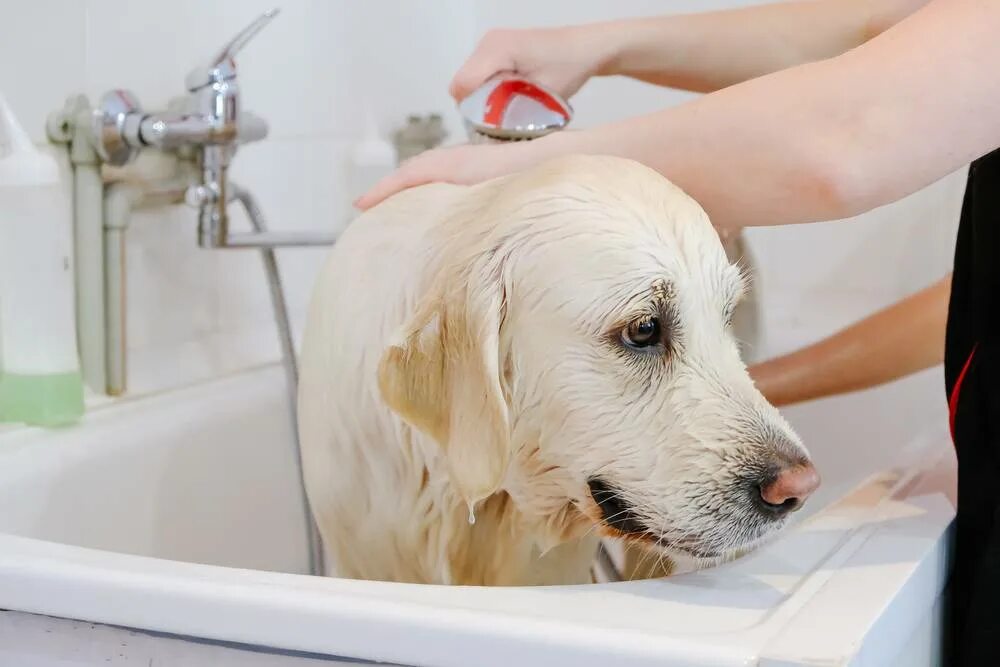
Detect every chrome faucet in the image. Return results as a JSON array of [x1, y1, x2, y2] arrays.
[[56, 7, 330, 576], [90, 8, 336, 249]]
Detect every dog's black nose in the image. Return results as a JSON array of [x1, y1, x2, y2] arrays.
[[587, 477, 648, 536], [752, 460, 820, 518]]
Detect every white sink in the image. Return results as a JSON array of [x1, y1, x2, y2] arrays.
[[0, 364, 954, 666]]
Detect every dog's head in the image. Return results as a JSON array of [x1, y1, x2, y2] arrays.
[[379, 155, 817, 563]]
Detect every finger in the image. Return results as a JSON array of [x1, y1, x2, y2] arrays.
[[354, 166, 433, 211], [450, 42, 514, 101], [450, 62, 496, 102]]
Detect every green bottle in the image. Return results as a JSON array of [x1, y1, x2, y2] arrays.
[[0, 372, 84, 427]]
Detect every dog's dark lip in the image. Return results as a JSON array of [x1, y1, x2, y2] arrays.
[[587, 477, 653, 539]]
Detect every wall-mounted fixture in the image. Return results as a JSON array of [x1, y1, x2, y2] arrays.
[[47, 8, 328, 577]]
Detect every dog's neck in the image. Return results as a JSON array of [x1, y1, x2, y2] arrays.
[[430, 438, 597, 586], [436, 489, 598, 586]]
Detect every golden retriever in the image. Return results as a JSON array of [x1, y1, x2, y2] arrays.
[[298, 155, 818, 586]]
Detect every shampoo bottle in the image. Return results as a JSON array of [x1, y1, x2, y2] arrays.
[[0, 93, 84, 426]]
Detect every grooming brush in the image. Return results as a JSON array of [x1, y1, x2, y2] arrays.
[[458, 76, 573, 143]]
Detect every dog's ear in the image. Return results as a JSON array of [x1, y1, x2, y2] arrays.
[[378, 256, 510, 508]]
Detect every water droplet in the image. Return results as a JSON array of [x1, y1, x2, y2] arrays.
[[467, 504, 476, 525]]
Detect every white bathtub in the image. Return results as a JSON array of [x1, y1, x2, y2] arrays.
[[0, 358, 954, 666]]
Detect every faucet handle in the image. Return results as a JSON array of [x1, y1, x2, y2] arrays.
[[184, 8, 281, 92], [211, 8, 280, 67]]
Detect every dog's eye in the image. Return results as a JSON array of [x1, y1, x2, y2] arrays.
[[621, 317, 661, 349]]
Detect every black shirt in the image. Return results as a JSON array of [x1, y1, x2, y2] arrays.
[[944, 146, 1000, 665]]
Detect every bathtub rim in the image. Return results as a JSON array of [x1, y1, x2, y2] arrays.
[[0, 364, 956, 666]]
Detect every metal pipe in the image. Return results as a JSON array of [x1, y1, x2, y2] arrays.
[[197, 147, 231, 248], [229, 183, 325, 577], [65, 100, 108, 393], [191, 172, 338, 249], [103, 171, 194, 395], [214, 230, 339, 248], [102, 184, 141, 396]]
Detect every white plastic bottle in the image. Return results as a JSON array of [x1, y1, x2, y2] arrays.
[[0, 93, 84, 426]]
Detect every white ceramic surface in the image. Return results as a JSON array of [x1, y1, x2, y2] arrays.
[[0, 0, 965, 401], [0, 361, 954, 666]]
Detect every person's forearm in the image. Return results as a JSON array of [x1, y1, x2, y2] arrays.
[[537, 0, 1000, 231], [596, 0, 928, 92], [750, 275, 951, 407], [354, 0, 1000, 214]]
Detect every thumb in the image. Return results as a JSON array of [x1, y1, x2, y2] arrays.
[[449, 64, 499, 102], [449, 51, 516, 101]]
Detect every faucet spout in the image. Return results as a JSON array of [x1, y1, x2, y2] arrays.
[[192, 181, 339, 249]]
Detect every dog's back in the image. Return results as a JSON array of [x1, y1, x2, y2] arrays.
[[298, 184, 458, 582]]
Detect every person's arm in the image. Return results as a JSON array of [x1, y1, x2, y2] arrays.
[[450, 0, 927, 101], [358, 0, 1000, 228], [750, 275, 951, 407], [593, 0, 928, 93]]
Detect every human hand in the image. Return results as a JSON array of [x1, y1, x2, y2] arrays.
[[449, 24, 617, 102], [354, 140, 553, 210], [355, 23, 620, 210]]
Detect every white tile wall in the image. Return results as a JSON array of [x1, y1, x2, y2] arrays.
[[0, 1, 87, 142], [1, 1, 477, 397], [0, 0, 968, 399]]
